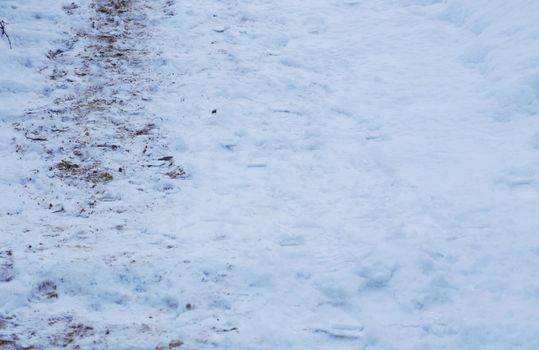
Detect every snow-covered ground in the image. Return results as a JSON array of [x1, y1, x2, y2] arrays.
[[1, 0, 539, 349]]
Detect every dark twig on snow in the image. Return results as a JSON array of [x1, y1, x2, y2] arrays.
[[1, 20, 12, 49]]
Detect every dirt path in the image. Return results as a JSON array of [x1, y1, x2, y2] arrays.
[[3, 1, 185, 348], [16, 0, 185, 217]]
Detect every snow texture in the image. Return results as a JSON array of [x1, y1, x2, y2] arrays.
[[1, 0, 539, 349]]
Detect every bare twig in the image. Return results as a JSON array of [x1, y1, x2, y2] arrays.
[[0, 20, 12, 49]]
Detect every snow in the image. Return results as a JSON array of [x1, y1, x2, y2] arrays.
[[1, 0, 539, 349]]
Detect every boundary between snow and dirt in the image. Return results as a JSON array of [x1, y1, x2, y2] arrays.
[[1, 0, 188, 348], [16, 0, 186, 217]]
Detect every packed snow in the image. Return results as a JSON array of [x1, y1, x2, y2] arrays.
[[1, 0, 539, 349]]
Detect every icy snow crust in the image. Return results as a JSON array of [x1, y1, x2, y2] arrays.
[[1, 0, 539, 348]]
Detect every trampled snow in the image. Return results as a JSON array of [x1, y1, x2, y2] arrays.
[[1, 0, 539, 349]]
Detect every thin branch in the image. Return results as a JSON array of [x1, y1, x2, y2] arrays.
[[0, 20, 12, 49]]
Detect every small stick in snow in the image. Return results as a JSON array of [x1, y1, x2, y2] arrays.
[[0, 20, 12, 49], [24, 133, 48, 141]]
